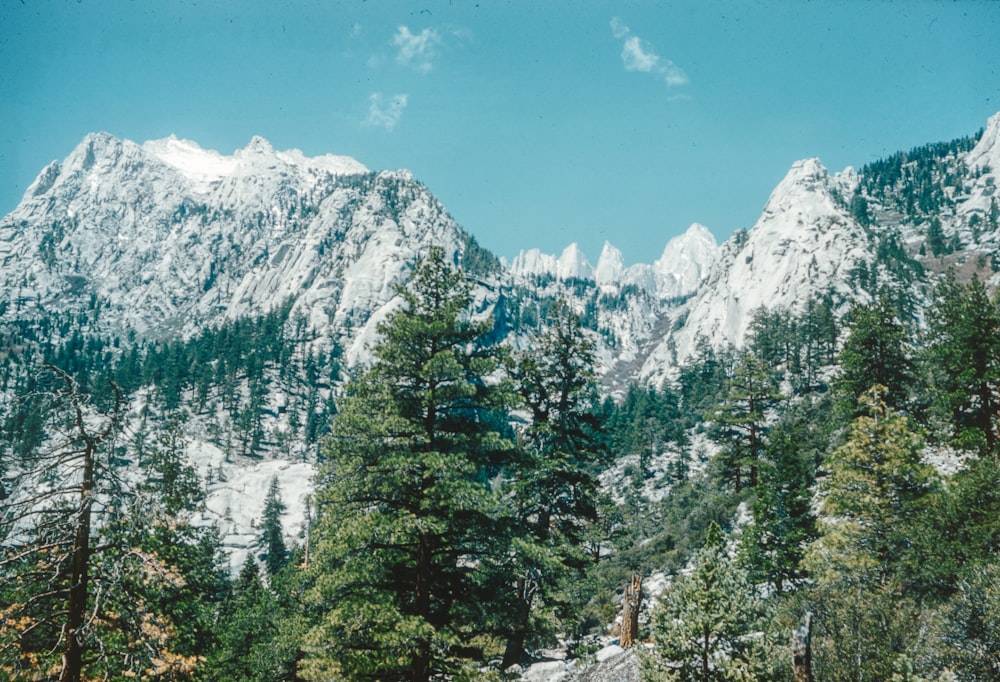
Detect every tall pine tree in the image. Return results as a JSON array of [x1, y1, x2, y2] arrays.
[[500, 300, 606, 668], [834, 298, 914, 417], [924, 272, 1000, 454], [259, 476, 288, 577], [301, 248, 513, 682]]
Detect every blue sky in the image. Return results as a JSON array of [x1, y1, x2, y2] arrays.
[[2, 1, 999, 265]]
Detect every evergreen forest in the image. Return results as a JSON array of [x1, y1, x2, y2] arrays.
[[3, 236, 1000, 682]]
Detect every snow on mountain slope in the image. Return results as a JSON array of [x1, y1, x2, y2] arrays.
[[966, 112, 1000, 176], [641, 158, 869, 384], [6, 117, 995, 570], [141, 135, 241, 190], [0, 133, 468, 367], [0, 133, 486, 569], [508, 248, 560, 279]]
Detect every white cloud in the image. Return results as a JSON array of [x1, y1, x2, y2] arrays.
[[610, 16, 630, 40], [365, 92, 408, 131], [610, 17, 688, 87], [393, 26, 442, 73], [621, 36, 660, 73]]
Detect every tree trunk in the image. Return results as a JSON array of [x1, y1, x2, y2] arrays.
[[702, 625, 710, 681], [51, 369, 120, 682], [61, 438, 95, 682], [791, 612, 813, 682], [501, 578, 536, 670], [412, 534, 432, 682], [619, 573, 642, 649]]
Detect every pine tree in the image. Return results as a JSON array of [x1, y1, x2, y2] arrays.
[[740, 421, 817, 593], [807, 387, 937, 586], [259, 476, 288, 576], [834, 298, 913, 417], [799, 389, 940, 680], [924, 273, 1000, 453], [501, 300, 606, 668], [0, 368, 123, 681], [301, 248, 513, 682], [140, 415, 203, 516], [712, 352, 782, 491], [642, 523, 777, 681], [938, 560, 1000, 678], [209, 558, 284, 682], [0, 368, 223, 681], [926, 217, 946, 256]]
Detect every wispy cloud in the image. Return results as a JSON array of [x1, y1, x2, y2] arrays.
[[365, 92, 408, 131], [393, 26, 442, 73], [610, 17, 688, 87]]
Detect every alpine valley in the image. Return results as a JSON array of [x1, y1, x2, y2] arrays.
[[3, 112, 1000, 680]]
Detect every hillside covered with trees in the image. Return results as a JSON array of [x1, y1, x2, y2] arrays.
[[3, 243, 1000, 681]]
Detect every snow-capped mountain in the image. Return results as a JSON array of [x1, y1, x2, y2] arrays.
[[0, 133, 481, 368], [652, 222, 719, 299], [509, 242, 598, 282]]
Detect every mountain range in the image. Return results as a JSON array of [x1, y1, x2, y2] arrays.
[[2, 112, 1000, 569]]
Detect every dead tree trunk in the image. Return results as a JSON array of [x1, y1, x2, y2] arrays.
[[791, 611, 813, 682], [61, 434, 96, 682], [619, 573, 642, 649], [52, 369, 120, 682]]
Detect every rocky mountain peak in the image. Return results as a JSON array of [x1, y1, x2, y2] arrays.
[[640, 157, 869, 383], [653, 222, 718, 291], [595, 242, 625, 287], [558, 243, 595, 280], [760, 157, 838, 222], [143, 135, 240, 190], [967, 111, 1000, 175]]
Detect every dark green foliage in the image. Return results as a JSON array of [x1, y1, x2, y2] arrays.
[[740, 419, 817, 594], [138, 416, 203, 516], [834, 298, 914, 417], [0, 373, 226, 680], [208, 559, 285, 682], [904, 456, 1000, 599], [856, 132, 980, 223], [459, 231, 502, 278], [259, 477, 289, 577], [711, 351, 782, 492], [923, 272, 1000, 453], [927, 217, 947, 256], [935, 561, 1000, 678], [606, 384, 687, 479], [6, 123, 1000, 679], [643, 523, 780, 681], [501, 301, 607, 667], [677, 340, 731, 419], [303, 248, 513, 681]]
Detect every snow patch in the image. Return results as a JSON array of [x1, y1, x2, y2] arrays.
[[143, 135, 240, 191], [143, 134, 368, 193]]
